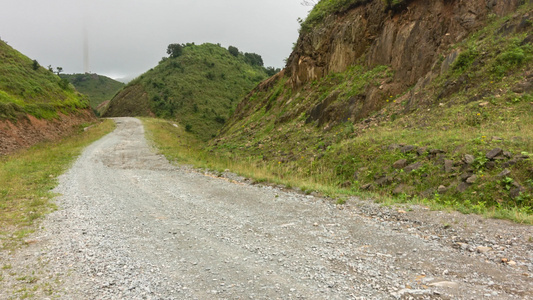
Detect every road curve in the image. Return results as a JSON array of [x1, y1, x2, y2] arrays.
[[2, 117, 531, 299]]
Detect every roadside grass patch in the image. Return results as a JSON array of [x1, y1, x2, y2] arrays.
[[0, 119, 115, 250]]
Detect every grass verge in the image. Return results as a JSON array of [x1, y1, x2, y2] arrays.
[[143, 117, 533, 225], [0, 119, 116, 250]]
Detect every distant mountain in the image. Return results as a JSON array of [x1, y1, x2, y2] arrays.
[[103, 43, 270, 140], [60, 73, 124, 113]]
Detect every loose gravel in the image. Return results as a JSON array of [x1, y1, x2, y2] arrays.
[[1, 117, 532, 299]]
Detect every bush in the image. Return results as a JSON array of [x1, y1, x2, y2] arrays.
[[452, 48, 479, 72], [492, 44, 532, 77], [228, 46, 239, 57], [244, 53, 264, 67], [32, 59, 39, 71]]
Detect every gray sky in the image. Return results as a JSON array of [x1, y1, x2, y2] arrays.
[[0, 0, 312, 81]]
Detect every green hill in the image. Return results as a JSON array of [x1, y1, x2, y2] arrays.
[[60, 73, 124, 112], [208, 1, 533, 219], [0, 40, 90, 121], [103, 43, 270, 140]]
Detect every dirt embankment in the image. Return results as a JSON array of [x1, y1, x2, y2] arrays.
[[0, 109, 96, 156]]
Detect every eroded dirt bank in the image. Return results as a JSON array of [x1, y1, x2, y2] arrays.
[[0, 110, 96, 156], [0, 117, 531, 299]]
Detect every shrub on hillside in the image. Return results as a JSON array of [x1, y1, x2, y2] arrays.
[[228, 46, 239, 57]]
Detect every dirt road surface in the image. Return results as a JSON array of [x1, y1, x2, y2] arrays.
[[1, 117, 532, 299]]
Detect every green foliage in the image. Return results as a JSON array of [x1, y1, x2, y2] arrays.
[[61, 73, 125, 109], [167, 43, 184, 58], [31, 59, 39, 71], [0, 40, 89, 120], [452, 47, 479, 72], [492, 42, 532, 78], [244, 52, 264, 67], [104, 43, 269, 140], [228, 46, 239, 57], [300, 0, 367, 32], [265, 67, 281, 76]]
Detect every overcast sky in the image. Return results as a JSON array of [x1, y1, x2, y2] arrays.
[[0, 0, 313, 81]]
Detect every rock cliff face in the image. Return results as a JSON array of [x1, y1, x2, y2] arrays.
[[285, 0, 523, 113]]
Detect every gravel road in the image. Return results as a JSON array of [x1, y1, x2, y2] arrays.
[[1, 117, 532, 299]]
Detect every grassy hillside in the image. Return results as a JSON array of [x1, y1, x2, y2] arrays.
[[205, 3, 533, 221], [0, 40, 90, 121], [60, 73, 124, 111], [103, 43, 269, 140]]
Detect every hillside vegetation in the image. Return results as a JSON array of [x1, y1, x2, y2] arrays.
[[103, 43, 270, 140], [194, 1, 533, 222], [60, 73, 124, 112], [0, 40, 90, 121]]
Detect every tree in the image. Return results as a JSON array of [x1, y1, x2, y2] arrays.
[[265, 66, 281, 77], [167, 43, 184, 58], [47, 65, 53, 72], [244, 52, 264, 67], [56, 66, 63, 75], [228, 46, 239, 57], [32, 59, 39, 71]]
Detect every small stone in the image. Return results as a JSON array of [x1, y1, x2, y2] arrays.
[[457, 182, 470, 193], [404, 162, 424, 172], [498, 169, 511, 177], [444, 160, 453, 173], [478, 101, 489, 107], [417, 147, 428, 156], [429, 281, 459, 288], [429, 149, 446, 154], [510, 186, 525, 198], [503, 151, 512, 158], [486, 148, 503, 160], [375, 176, 392, 186], [461, 172, 473, 181], [502, 159, 517, 168], [393, 159, 408, 169], [400, 145, 416, 153], [388, 144, 401, 151], [437, 185, 447, 194], [361, 183, 373, 190], [507, 260, 517, 266], [340, 181, 351, 188], [476, 246, 492, 253], [463, 154, 475, 165], [393, 184, 411, 195], [466, 175, 477, 184]]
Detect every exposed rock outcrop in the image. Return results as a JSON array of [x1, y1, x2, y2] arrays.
[[276, 0, 524, 122]]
